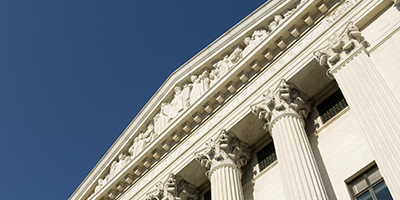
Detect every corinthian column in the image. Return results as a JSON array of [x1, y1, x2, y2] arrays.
[[195, 130, 250, 200], [314, 21, 400, 199], [251, 80, 328, 200], [145, 173, 199, 200]]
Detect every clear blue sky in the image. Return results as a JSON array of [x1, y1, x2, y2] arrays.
[[0, 1, 267, 199]]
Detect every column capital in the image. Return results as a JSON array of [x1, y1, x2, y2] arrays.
[[145, 173, 199, 200], [314, 21, 370, 73], [251, 79, 310, 133], [195, 130, 251, 178]]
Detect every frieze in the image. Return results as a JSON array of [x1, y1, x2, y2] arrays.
[[88, 1, 308, 197], [84, 0, 359, 199], [325, 0, 360, 24]]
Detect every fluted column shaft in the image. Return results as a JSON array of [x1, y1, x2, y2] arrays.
[[270, 113, 328, 200], [209, 163, 244, 200], [251, 80, 329, 200], [315, 22, 400, 199], [195, 130, 250, 200], [330, 47, 400, 198]]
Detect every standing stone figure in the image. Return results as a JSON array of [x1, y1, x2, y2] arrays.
[[190, 75, 202, 105], [182, 83, 191, 110], [228, 46, 243, 65], [209, 68, 220, 87], [133, 132, 152, 157], [200, 70, 210, 94], [109, 160, 118, 179], [164, 87, 184, 121]]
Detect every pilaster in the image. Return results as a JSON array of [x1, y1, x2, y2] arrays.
[[314, 21, 400, 199], [195, 130, 250, 200], [251, 80, 328, 200]]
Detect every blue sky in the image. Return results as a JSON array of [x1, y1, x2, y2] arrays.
[[0, 1, 267, 199]]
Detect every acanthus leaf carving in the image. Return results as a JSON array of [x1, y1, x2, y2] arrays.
[[89, 1, 312, 198], [251, 79, 310, 133], [145, 173, 199, 200], [314, 21, 370, 71], [195, 130, 250, 177]]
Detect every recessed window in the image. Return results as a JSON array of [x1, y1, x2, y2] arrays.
[[317, 89, 348, 123], [348, 165, 393, 200], [257, 142, 277, 171], [204, 190, 211, 200]]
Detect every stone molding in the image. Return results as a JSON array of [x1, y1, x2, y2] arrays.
[[145, 173, 199, 200], [250, 79, 310, 133], [195, 130, 251, 178], [313, 21, 370, 76], [72, 0, 371, 199], [87, 1, 306, 197]]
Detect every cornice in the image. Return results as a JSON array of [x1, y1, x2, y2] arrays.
[[71, 1, 300, 199], [70, 0, 393, 199]]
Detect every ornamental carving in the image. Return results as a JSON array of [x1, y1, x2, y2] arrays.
[[314, 21, 370, 69], [90, 0, 308, 197], [251, 79, 310, 132], [145, 173, 199, 200], [195, 130, 250, 177], [325, 0, 360, 24]]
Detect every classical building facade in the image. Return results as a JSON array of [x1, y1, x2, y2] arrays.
[[70, 0, 400, 199]]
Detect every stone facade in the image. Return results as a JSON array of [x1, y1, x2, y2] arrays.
[[70, 0, 400, 199]]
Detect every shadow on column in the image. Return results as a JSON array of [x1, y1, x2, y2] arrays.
[[311, 134, 338, 200]]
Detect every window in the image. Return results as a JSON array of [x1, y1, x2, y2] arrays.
[[257, 142, 277, 171], [348, 165, 393, 200], [203, 190, 211, 200], [317, 89, 348, 123]]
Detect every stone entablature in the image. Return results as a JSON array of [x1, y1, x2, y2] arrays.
[[70, 0, 391, 199], [86, 0, 317, 198]]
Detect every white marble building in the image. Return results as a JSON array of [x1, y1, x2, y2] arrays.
[[70, 0, 400, 199]]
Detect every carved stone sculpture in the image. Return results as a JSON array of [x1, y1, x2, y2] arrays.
[[132, 132, 152, 157], [268, 14, 284, 31], [209, 68, 219, 87], [200, 70, 210, 94], [252, 28, 268, 44], [181, 83, 191, 110], [189, 75, 202, 105], [195, 130, 250, 177], [145, 173, 199, 200], [250, 80, 329, 200], [195, 130, 250, 200], [228, 46, 243, 65], [314, 21, 369, 69], [164, 87, 185, 121], [250, 79, 310, 132]]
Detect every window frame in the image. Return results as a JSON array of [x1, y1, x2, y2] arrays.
[[347, 165, 393, 200], [256, 141, 277, 172]]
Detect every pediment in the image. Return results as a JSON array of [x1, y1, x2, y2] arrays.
[[70, 0, 355, 199]]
